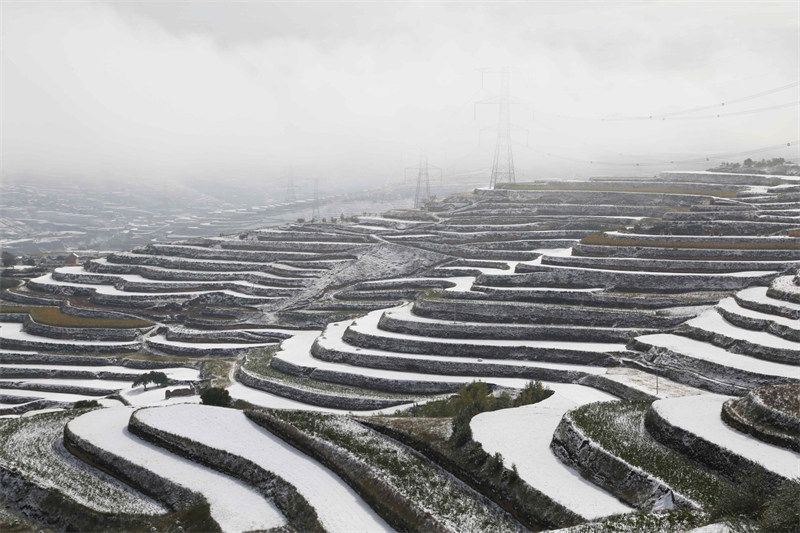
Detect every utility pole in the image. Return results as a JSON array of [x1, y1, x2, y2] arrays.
[[476, 67, 517, 188], [414, 151, 431, 209], [311, 179, 321, 221]]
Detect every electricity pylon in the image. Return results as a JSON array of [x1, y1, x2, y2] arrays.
[[404, 150, 442, 209], [476, 67, 517, 188], [311, 179, 321, 221], [414, 152, 431, 209], [284, 167, 297, 203]]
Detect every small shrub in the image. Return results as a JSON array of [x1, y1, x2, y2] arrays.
[[200, 387, 231, 407]]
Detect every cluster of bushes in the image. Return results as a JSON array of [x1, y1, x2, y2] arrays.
[[402, 381, 552, 447], [718, 157, 787, 170], [404, 381, 551, 418], [711, 474, 800, 532]]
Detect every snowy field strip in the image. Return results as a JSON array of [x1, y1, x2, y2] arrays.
[[0, 322, 139, 348], [736, 286, 800, 312], [137, 404, 394, 532], [92, 257, 309, 281], [717, 297, 800, 331], [604, 230, 798, 242], [55, 267, 294, 292], [637, 333, 800, 380], [148, 243, 319, 256], [104, 252, 317, 272], [471, 386, 632, 519], [474, 285, 604, 293], [603, 367, 707, 399], [652, 395, 800, 479], [381, 302, 637, 332], [4, 377, 132, 391], [350, 307, 628, 353], [0, 363, 200, 381], [274, 329, 572, 389], [145, 334, 276, 351], [523, 262, 778, 278], [686, 307, 800, 351], [318, 319, 610, 374], [67, 408, 286, 532], [119, 386, 202, 407], [0, 387, 123, 404]]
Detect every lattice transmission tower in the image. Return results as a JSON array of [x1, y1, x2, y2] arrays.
[[476, 67, 517, 188], [284, 167, 297, 203], [414, 152, 431, 209], [311, 179, 321, 221]]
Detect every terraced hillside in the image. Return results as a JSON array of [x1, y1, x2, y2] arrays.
[[1, 169, 799, 532]]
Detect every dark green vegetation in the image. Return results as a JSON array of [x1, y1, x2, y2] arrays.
[[0, 305, 153, 328], [200, 387, 231, 407], [0, 277, 22, 289], [554, 510, 704, 533], [571, 401, 734, 508], [131, 371, 170, 390], [71, 400, 101, 409], [403, 381, 552, 418], [710, 475, 800, 532], [402, 381, 553, 447], [1, 252, 17, 267]]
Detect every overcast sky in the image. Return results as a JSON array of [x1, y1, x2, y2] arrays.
[[2, 1, 798, 191]]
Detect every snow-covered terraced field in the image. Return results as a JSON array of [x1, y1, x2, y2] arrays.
[[5, 169, 800, 531], [651, 394, 800, 480], [67, 407, 287, 532], [134, 404, 392, 532], [471, 385, 632, 519], [0, 410, 167, 515]]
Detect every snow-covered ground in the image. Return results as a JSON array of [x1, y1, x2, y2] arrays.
[[349, 306, 628, 353], [135, 404, 392, 532], [0, 363, 199, 381], [686, 306, 800, 351], [318, 318, 611, 373], [652, 395, 800, 480], [638, 333, 800, 380], [0, 322, 139, 348], [67, 407, 286, 532], [471, 385, 632, 519], [145, 334, 276, 352], [736, 286, 800, 313]]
